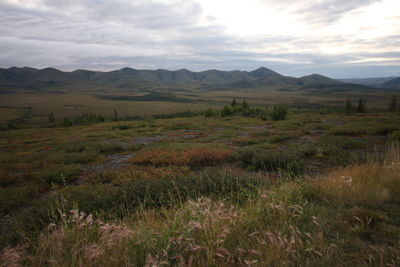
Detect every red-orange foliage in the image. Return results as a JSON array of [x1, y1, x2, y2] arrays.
[[131, 147, 233, 167]]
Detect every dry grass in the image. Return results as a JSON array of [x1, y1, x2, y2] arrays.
[[315, 145, 400, 206]]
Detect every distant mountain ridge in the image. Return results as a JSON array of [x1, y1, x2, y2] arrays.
[[0, 66, 377, 92], [339, 77, 399, 89]]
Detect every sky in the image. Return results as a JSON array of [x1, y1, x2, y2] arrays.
[[0, 0, 399, 78]]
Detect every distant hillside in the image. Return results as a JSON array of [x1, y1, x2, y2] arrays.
[[0, 66, 378, 93], [339, 77, 398, 88], [382, 77, 400, 90], [301, 74, 342, 85]]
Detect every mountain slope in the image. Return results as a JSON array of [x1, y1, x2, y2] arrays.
[[339, 77, 397, 88], [382, 77, 400, 90], [0, 66, 377, 93], [300, 74, 342, 85]]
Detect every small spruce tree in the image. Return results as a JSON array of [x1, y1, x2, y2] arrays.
[[231, 98, 237, 107], [48, 112, 55, 123], [270, 105, 288, 121], [62, 118, 73, 127], [389, 96, 398, 112], [113, 108, 118, 121], [355, 98, 365, 113], [345, 98, 354, 114], [241, 98, 248, 109], [204, 109, 215, 117], [221, 106, 232, 117]]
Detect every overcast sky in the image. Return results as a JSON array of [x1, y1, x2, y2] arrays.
[[0, 0, 399, 78]]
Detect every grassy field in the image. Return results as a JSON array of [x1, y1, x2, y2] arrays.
[[0, 105, 400, 265], [0, 84, 396, 126]]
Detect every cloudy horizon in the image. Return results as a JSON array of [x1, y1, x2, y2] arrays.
[[0, 0, 399, 78]]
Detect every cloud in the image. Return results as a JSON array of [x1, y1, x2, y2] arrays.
[[0, 0, 399, 78], [255, 0, 380, 25]]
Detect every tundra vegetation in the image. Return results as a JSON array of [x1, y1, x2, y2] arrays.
[[0, 100, 400, 266]]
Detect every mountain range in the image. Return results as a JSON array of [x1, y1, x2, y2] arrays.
[[0, 66, 398, 93]]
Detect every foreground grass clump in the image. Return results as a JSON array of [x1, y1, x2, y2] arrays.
[[5, 170, 261, 247]]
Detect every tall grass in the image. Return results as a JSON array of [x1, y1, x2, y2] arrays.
[[315, 145, 400, 206]]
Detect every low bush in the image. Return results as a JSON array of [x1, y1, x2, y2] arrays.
[[93, 144, 124, 153], [85, 170, 119, 185], [270, 105, 288, 121], [0, 184, 43, 213], [237, 148, 305, 175], [318, 136, 366, 150], [131, 146, 233, 167], [389, 130, 400, 140], [122, 170, 262, 208], [221, 106, 233, 117], [111, 124, 132, 130], [291, 144, 318, 157], [204, 109, 216, 117], [52, 151, 100, 164], [7, 170, 262, 247], [36, 164, 83, 185]]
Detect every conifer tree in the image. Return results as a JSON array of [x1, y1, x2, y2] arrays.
[[231, 98, 237, 107], [356, 98, 365, 113], [389, 96, 398, 112], [113, 108, 119, 121], [345, 98, 353, 114], [241, 98, 248, 109], [48, 112, 55, 123]]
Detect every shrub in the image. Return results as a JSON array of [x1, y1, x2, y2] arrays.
[[63, 143, 94, 153], [131, 146, 233, 167], [0, 184, 42, 213], [270, 105, 288, 121], [111, 125, 132, 130], [292, 144, 318, 157], [318, 136, 366, 150], [36, 164, 83, 185], [122, 170, 262, 208], [93, 144, 124, 153], [62, 118, 73, 127], [389, 130, 400, 140], [52, 151, 100, 164], [73, 112, 105, 125], [204, 109, 216, 117], [371, 126, 399, 135], [329, 126, 366, 136], [221, 106, 232, 117], [324, 149, 365, 166], [86, 170, 119, 185], [237, 148, 305, 175]]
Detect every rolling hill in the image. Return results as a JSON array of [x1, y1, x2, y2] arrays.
[[382, 77, 400, 90], [0, 66, 375, 93], [339, 77, 400, 89]]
